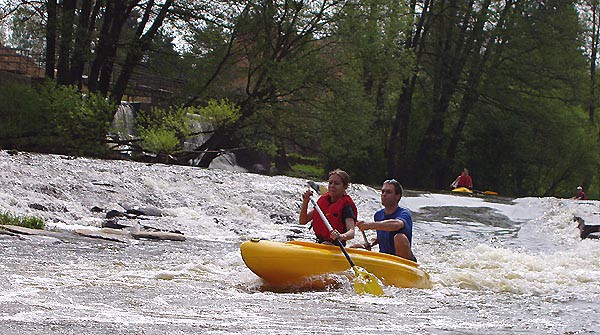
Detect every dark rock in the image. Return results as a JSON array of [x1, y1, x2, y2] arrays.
[[106, 210, 125, 219], [44, 205, 68, 212], [90, 206, 104, 213], [234, 148, 272, 174], [102, 218, 128, 229], [120, 204, 162, 217], [29, 203, 48, 211], [125, 208, 144, 216], [270, 213, 294, 225], [101, 218, 182, 235], [91, 182, 114, 187], [138, 223, 183, 235], [131, 231, 185, 241]]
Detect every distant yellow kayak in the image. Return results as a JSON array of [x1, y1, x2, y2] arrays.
[[452, 187, 473, 194], [452, 188, 499, 196], [240, 239, 432, 290], [482, 190, 499, 195]]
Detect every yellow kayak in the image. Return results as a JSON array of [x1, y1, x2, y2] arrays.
[[452, 188, 499, 195], [240, 239, 432, 289], [452, 187, 473, 194]]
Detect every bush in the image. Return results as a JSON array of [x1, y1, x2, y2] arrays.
[[136, 105, 194, 155], [0, 81, 116, 156], [0, 83, 47, 139], [196, 98, 240, 127], [135, 99, 241, 155], [38, 82, 116, 156], [0, 211, 45, 230], [139, 128, 181, 154], [289, 164, 326, 180]]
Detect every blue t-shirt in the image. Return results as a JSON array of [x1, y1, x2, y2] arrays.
[[374, 206, 413, 256]]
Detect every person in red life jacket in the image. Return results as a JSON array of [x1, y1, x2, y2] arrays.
[[355, 179, 417, 262], [575, 186, 587, 200], [299, 169, 357, 246], [450, 168, 473, 190]]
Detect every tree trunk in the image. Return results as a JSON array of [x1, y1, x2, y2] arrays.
[[385, 0, 431, 185], [87, 1, 115, 93], [438, 0, 493, 185], [274, 145, 292, 174], [44, 0, 57, 79], [413, 0, 482, 188], [111, 0, 173, 103], [387, 76, 416, 184], [583, 1, 599, 190], [196, 127, 236, 168], [55, 0, 77, 85], [69, 0, 103, 90], [88, 1, 138, 95]]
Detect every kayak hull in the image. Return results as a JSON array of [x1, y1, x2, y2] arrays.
[[240, 239, 432, 289], [452, 187, 473, 194]]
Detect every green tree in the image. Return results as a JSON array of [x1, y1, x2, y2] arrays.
[[465, 1, 594, 196], [190, 0, 348, 172]]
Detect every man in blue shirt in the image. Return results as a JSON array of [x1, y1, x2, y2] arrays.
[[356, 179, 417, 262]]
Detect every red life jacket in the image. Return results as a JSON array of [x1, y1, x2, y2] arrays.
[[458, 175, 472, 188], [312, 193, 358, 243]]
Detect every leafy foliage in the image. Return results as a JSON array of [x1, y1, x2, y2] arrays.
[[38, 82, 116, 156], [0, 83, 47, 139], [136, 99, 240, 155], [463, 1, 594, 197], [0, 81, 115, 156], [0, 211, 45, 230], [2, 0, 599, 197], [139, 128, 181, 154], [136, 105, 194, 154], [196, 99, 241, 127]]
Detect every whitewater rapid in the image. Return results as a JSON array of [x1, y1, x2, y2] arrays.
[[0, 151, 598, 334]]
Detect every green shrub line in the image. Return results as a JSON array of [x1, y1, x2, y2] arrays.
[[288, 164, 325, 180], [0, 211, 45, 230]]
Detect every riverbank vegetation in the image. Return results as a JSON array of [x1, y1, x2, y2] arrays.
[[0, 1, 598, 199], [0, 211, 45, 230]]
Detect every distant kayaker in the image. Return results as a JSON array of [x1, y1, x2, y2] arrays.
[[355, 179, 417, 262], [299, 169, 357, 246], [450, 168, 473, 190], [575, 186, 587, 200]]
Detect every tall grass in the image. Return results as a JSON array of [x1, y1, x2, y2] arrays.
[[0, 211, 45, 230]]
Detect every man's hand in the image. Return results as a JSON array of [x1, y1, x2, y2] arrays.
[[356, 220, 371, 231]]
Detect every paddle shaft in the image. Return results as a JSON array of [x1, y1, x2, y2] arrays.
[[361, 230, 371, 249], [308, 197, 356, 267]]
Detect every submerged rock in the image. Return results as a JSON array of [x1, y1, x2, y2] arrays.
[[131, 231, 186, 241]]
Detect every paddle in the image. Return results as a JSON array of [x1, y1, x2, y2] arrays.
[[360, 230, 372, 250], [308, 181, 371, 250], [473, 189, 499, 195], [307, 193, 384, 296]]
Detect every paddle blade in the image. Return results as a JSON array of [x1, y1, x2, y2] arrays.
[[352, 266, 384, 296], [483, 191, 498, 195], [307, 180, 328, 195]]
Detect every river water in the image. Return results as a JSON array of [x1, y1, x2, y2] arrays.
[[0, 151, 598, 334]]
